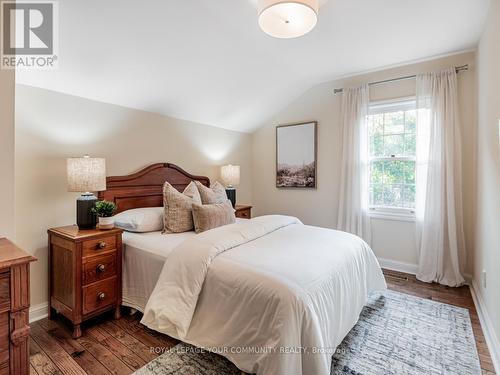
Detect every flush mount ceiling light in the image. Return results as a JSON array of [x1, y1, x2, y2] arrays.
[[258, 0, 319, 39]]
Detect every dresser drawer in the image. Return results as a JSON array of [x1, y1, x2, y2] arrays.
[[0, 361, 8, 375], [82, 277, 117, 315], [0, 312, 8, 365], [0, 273, 9, 313], [82, 252, 117, 285], [82, 235, 116, 257]]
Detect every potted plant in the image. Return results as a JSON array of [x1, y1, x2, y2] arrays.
[[92, 200, 117, 230]]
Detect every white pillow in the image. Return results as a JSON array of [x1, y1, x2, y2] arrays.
[[114, 207, 164, 233]]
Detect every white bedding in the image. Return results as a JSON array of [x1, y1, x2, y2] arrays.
[[122, 218, 247, 311], [141, 215, 386, 375], [122, 230, 196, 311]]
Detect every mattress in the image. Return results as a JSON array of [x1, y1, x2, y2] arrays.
[[122, 230, 196, 311], [121, 219, 245, 311]]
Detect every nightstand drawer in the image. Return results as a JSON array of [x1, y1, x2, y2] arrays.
[[83, 277, 117, 315], [82, 253, 117, 285], [0, 273, 9, 313], [82, 235, 117, 257], [236, 208, 251, 219]]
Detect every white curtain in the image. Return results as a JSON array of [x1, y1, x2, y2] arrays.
[[415, 68, 466, 287], [337, 85, 371, 244]]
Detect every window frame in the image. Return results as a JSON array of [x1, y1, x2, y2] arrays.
[[366, 97, 417, 220]]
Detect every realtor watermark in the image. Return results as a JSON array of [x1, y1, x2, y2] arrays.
[[1, 0, 58, 69], [149, 345, 348, 356]]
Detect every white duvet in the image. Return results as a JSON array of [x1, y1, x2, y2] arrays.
[[141, 215, 386, 375]]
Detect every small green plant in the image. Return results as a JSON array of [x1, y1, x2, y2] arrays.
[[92, 200, 116, 218]]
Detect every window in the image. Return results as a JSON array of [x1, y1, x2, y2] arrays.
[[367, 98, 416, 217]]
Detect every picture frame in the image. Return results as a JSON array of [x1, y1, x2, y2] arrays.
[[276, 121, 317, 188]]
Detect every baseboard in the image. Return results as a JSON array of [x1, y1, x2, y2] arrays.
[[377, 257, 473, 285], [377, 257, 418, 275], [29, 302, 48, 323], [470, 281, 500, 373]]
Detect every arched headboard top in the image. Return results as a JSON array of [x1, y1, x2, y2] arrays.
[[98, 163, 210, 213]]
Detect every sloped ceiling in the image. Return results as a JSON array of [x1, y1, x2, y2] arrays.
[[17, 0, 490, 132]]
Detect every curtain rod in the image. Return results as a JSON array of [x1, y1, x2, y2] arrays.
[[333, 64, 469, 95]]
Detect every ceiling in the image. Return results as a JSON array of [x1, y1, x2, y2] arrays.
[[17, 0, 490, 133]]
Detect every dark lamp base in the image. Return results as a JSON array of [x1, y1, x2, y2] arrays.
[[77, 194, 97, 229], [225, 188, 236, 208]]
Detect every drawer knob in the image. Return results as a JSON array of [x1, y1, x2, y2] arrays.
[[97, 264, 105, 272], [98, 242, 107, 249], [98, 292, 106, 300]]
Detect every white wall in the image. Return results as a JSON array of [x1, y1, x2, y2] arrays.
[[474, 0, 500, 367], [13, 49, 486, 329], [0, 69, 15, 239], [15, 85, 253, 307], [252, 51, 477, 272]]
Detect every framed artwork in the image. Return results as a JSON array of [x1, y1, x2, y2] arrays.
[[276, 121, 317, 188]]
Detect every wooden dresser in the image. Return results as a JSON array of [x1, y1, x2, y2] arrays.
[[0, 238, 36, 375], [47, 226, 122, 338]]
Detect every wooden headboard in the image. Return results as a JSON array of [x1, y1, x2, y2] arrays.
[[98, 163, 210, 213]]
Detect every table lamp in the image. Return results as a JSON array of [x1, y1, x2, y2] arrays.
[[221, 164, 240, 207], [67, 155, 106, 229]]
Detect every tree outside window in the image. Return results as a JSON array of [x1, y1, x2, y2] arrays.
[[367, 99, 417, 215]]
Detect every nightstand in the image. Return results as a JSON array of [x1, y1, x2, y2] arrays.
[[235, 205, 252, 219], [47, 226, 122, 338]]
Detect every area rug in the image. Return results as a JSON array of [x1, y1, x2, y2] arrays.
[[134, 290, 481, 375]]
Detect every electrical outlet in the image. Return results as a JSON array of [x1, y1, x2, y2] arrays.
[[482, 270, 487, 289]]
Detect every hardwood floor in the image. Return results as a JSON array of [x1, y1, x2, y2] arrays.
[[30, 270, 496, 374]]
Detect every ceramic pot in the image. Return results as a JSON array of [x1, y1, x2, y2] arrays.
[[98, 216, 114, 230]]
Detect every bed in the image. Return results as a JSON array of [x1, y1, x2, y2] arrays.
[[99, 163, 387, 375], [121, 230, 194, 312], [121, 222, 244, 312]]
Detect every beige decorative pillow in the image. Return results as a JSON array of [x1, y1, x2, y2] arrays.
[[192, 200, 236, 233], [163, 181, 202, 233], [195, 181, 227, 204]]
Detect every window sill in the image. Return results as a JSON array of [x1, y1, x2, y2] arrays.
[[368, 211, 416, 223]]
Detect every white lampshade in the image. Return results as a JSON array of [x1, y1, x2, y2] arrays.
[[67, 156, 106, 193], [221, 165, 240, 187], [258, 0, 318, 39]]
